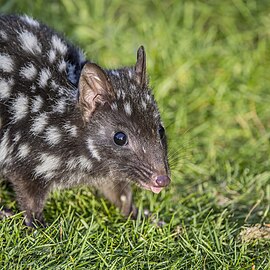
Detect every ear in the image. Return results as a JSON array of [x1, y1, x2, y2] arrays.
[[135, 45, 147, 87], [78, 62, 115, 122]]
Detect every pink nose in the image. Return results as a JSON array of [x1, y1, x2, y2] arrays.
[[155, 175, 171, 187]]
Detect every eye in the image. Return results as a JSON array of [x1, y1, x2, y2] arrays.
[[158, 125, 165, 140], [114, 132, 128, 146]]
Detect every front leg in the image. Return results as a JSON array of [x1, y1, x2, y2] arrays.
[[11, 179, 49, 227], [95, 180, 137, 218]]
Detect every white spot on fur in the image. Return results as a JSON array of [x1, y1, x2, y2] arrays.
[[97, 126, 106, 136], [13, 132, 21, 143], [63, 123, 78, 137], [52, 98, 67, 114], [153, 111, 160, 120], [69, 126, 78, 137], [141, 99, 147, 110], [35, 153, 61, 180], [0, 54, 14, 72], [111, 70, 119, 77], [51, 35, 67, 55], [78, 156, 92, 171], [116, 89, 125, 100], [58, 86, 70, 96], [38, 68, 51, 87], [18, 30, 42, 54], [50, 80, 59, 90], [146, 94, 151, 102], [66, 157, 78, 170], [66, 156, 92, 172], [31, 96, 43, 113], [21, 15, 40, 27], [30, 84, 37, 92], [110, 102, 118, 111], [121, 90, 126, 99], [0, 30, 7, 40], [128, 70, 132, 78], [0, 78, 13, 99], [124, 102, 132, 116], [44, 126, 62, 145], [20, 63, 37, 80], [116, 90, 121, 100], [48, 49, 57, 63], [0, 130, 10, 165], [11, 94, 29, 122], [31, 113, 48, 134], [18, 143, 30, 159], [58, 59, 66, 72], [86, 138, 101, 161], [142, 147, 146, 154]]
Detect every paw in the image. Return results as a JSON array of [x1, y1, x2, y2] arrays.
[[24, 213, 47, 228], [143, 208, 166, 227], [0, 208, 14, 218]]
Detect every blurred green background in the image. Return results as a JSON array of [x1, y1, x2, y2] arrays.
[[0, 0, 270, 269]]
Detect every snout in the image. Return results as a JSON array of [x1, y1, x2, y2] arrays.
[[155, 175, 171, 187], [138, 173, 171, 194], [147, 174, 171, 194]]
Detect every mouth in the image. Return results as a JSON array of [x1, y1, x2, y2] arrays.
[[139, 181, 164, 194]]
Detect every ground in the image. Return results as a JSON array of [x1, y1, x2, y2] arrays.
[[0, 1, 270, 269]]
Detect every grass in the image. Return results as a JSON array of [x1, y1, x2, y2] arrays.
[[1, 0, 270, 269]]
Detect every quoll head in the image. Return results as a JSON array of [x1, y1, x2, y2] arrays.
[[78, 46, 170, 193]]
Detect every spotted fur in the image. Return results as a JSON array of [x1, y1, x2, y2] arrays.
[[0, 14, 170, 226]]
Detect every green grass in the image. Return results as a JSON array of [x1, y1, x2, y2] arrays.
[[1, 0, 270, 269]]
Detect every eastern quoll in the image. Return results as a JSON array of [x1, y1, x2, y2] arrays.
[[0, 14, 170, 226]]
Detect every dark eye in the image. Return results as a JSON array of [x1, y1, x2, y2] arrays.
[[114, 132, 128, 146], [158, 125, 165, 140]]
